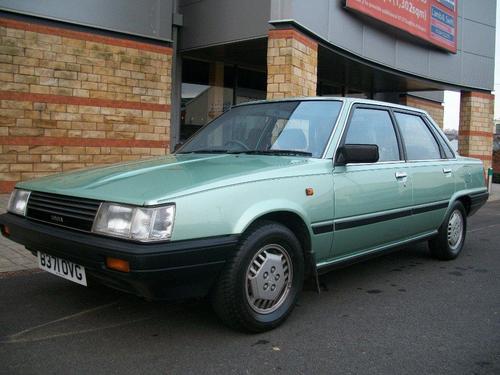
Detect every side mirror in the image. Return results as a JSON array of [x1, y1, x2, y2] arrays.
[[335, 144, 379, 166]]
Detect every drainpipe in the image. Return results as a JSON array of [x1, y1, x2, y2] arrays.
[[170, 0, 183, 151]]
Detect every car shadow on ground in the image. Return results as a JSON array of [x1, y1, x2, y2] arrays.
[[1, 241, 440, 343]]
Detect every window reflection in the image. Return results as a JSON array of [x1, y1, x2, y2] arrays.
[[180, 101, 342, 158]]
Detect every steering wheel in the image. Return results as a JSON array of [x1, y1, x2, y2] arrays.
[[224, 140, 250, 150]]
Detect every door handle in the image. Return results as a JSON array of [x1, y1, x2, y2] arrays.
[[443, 168, 452, 174], [395, 172, 407, 179]]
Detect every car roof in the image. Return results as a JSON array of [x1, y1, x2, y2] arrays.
[[233, 96, 429, 115]]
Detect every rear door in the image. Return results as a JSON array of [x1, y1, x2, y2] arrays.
[[331, 105, 413, 259], [393, 111, 455, 235]]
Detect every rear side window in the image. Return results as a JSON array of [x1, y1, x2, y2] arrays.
[[423, 115, 455, 159], [395, 113, 441, 160], [344, 108, 400, 162]]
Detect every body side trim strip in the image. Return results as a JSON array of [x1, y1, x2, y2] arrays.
[[311, 200, 449, 234], [411, 202, 449, 215], [336, 201, 449, 231], [335, 209, 412, 230], [312, 223, 334, 235]]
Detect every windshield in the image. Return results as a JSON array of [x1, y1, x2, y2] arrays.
[[178, 100, 343, 158]]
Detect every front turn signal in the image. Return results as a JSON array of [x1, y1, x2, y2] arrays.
[[106, 257, 130, 273]]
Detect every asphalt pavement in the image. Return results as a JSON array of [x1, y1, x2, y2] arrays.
[[0, 202, 499, 375]]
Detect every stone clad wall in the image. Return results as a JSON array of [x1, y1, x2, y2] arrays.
[[0, 17, 172, 192], [458, 92, 495, 171], [266, 28, 318, 99]]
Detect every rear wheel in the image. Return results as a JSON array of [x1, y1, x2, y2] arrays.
[[211, 221, 304, 332], [429, 201, 467, 260]]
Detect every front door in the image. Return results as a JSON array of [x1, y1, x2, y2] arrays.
[[332, 106, 413, 259]]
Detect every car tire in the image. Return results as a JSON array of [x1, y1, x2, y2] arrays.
[[428, 201, 467, 260], [211, 220, 304, 332]]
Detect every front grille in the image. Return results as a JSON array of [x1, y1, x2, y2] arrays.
[[26, 191, 101, 232]]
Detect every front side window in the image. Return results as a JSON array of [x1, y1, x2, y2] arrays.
[[344, 108, 400, 162], [395, 113, 442, 160], [179, 101, 342, 158]]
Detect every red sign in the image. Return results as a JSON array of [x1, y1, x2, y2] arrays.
[[345, 0, 458, 53]]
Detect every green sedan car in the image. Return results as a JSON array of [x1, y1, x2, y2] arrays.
[[0, 98, 488, 332]]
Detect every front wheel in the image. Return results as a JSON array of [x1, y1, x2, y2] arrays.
[[428, 201, 467, 260], [211, 221, 304, 332]]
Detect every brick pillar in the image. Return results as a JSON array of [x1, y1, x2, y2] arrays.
[[400, 95, 444, 128], [0, 17, 172, 193], [267, 28, 318, 99], [207, 61, 224, 121], [458, 92, 495, 170]]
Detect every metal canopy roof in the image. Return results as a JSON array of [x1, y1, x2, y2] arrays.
[[183, 37, 455, 95]]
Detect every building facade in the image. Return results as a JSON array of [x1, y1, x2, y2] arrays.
[[0, 0, 496, 192]]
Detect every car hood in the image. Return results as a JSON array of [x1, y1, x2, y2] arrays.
[[17, 154, 326, 205]]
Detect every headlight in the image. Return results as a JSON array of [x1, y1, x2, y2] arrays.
[[93, 203, 175, 242], [7, 189, 31, 216]]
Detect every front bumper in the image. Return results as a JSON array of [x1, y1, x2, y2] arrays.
[[0, 213, 238, 300]]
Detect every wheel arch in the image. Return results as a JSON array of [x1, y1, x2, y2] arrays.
[[448, 188, 487, 218], [455, 195, 471, 215], [237, 207, 315, 279]]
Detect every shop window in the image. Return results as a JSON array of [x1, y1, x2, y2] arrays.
[[181, 59, 266, 142], [235, 68, 266, 104], [318, 82, 343, 96]]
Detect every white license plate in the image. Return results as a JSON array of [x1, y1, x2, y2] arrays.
[[37, 252, 87, 286]]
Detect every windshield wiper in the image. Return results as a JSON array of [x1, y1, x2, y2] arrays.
[[230, 150, 313, 157], [177, 149, 229, 154]]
